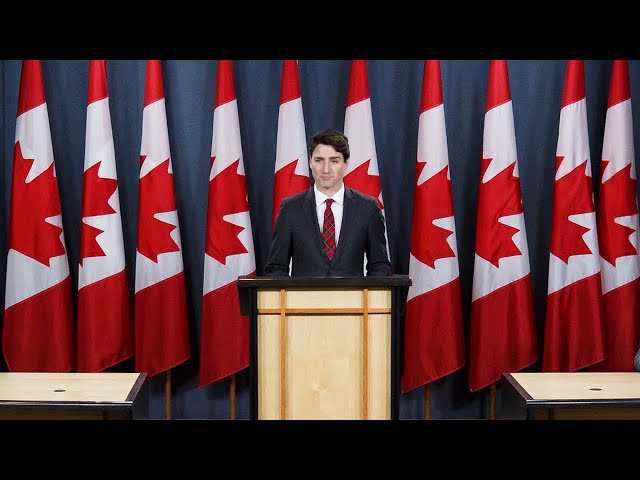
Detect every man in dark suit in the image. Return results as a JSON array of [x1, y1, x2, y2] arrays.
[[265, 128, 391, 277]]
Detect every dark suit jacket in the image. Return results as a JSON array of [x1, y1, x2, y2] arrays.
[[265, 186, 392, 277]]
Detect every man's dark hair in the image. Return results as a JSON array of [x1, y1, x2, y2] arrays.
[[308, 129, 350, 161]]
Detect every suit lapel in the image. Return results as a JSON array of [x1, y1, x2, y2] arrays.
[[304, 188, 326, 258], [332, 187, 355, 264]]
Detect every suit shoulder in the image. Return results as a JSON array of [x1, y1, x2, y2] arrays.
[[349, 188, 379, 207], [281, 189, 309, 207]]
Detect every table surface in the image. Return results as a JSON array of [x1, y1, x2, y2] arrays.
[[508, 372, 640, 401], [0, 372, 145, 405]]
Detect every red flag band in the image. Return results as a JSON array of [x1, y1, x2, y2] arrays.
[[77, 60, 133, 372], [543, 60, 605, 372], [3, 60, 74, 372], [402, 60, 465, 393], [199, 60, 256, 388], [469, 60, 537, 391], [135, 60, 191, 377]]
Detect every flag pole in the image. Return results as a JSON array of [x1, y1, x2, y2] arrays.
[[165, 369, 172, 419], [229, 373, 236, 420], [489, 383, 496, 419], [424, 384, 432, 420]]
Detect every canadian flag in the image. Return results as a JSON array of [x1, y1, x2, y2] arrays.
[[543, 60, 605, 372], [135, 60, 191, 377], [401, 60, 465, 394], [3, 60, 74, 372], [590, 60, 640, 372], [272, 60, 309, 230], [77, 60, 133, 372], [469, 60, 537, 392], [199, 60, 256, 388], [343, 60, 390, 265]]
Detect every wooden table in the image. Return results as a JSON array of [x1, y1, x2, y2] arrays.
[[0, 372, 148, 419], [500, 372, 640, 420]]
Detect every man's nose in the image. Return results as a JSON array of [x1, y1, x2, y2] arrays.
[[322, 161, 331, 172]]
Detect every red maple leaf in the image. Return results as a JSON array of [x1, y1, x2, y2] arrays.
[[550, 157, 595, 263], [410, 164, 456, 268], [137, 156, 181, 262], [475, 157, 524, 267], [597, 161, 638, 266], [206, 157, 249, 265], [344, 159, 384, 209], [273, 159, 310, 227], [9, 141, 66, 266], [79, 161, 118, 266]]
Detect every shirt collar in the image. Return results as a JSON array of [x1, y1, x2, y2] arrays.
[[314, 183, 345, 207]]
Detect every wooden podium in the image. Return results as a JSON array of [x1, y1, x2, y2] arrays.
[[238, 275, 411, 420]]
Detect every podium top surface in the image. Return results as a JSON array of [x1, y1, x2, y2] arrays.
[[506, 372, 640, 401], [237, 274, 411, 289], [0, 372, 147, 405]]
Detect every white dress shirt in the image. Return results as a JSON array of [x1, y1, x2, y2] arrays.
[[314, 183, 344, 245]]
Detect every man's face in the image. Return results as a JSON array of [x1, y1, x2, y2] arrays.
[[309, 144, 348, 195]]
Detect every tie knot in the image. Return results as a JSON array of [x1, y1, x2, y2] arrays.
[[326, 199, 334, 207]]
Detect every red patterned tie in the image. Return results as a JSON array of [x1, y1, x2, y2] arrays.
[[322, 199, 336, 260]]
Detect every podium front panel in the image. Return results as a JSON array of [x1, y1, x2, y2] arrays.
[[257, 287, 391, 419]]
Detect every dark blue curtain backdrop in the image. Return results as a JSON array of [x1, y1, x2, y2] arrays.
[[0, 60, 636, 419]]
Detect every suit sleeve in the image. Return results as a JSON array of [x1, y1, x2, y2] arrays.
[[635, 345, 640, 372], [265, 199, 292, 276], [365, 199, 392, 276]]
